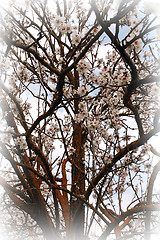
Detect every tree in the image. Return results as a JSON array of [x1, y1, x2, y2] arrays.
[[0, 0, 160, 239]]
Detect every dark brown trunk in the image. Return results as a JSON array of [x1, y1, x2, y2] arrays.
[[70, 122, 86, 240], [33, 202, 61, 240], [69, 69, 86, 239], [37, 216, 60, 240]]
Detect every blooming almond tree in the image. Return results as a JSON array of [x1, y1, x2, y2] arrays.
[[0, 0, 160, 240]]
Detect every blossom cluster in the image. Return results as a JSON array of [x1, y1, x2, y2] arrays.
[[14, 136, 27, 150], [41, 123, 59, 152], [53, 16, 72, 34], [77, 85, 89, 97], [51, 15, 84, 46], [77, 59, 91, 74]]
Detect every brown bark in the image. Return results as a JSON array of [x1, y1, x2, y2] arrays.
[[33, 207, 61, 240], [70, 122, 86, 240], [69, 69, 86, 239]]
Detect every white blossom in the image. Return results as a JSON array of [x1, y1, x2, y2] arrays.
[[58, 22, 72, 34], [77, 60, 90, 74], [72, 32, 83, 45], [15, 136, 27, 150], [133, 39, 143, 51], [54, 16, 65, 28], [77, 86, 88, 96]]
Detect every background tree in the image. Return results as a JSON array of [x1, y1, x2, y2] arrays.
[[0, 0, 160, 240]]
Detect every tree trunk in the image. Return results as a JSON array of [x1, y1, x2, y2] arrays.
[[37, 214, 60, 240], [70, 121, 86, 240], [32, 200, 61, 240]]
